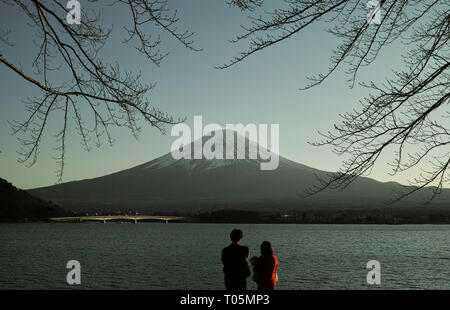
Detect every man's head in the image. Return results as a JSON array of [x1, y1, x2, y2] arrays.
[[230, 229, 243, 244]]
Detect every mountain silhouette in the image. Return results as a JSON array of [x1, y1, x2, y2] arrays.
[[28, 130, 450, 213]]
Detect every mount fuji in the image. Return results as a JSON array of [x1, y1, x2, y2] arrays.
[[28, 130, 450, 213]]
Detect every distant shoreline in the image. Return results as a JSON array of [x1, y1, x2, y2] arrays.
[[3, 219, 450, 225], [4, 207, 450, 225]]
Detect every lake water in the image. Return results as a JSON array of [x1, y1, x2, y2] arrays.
[[1, 223, 449, 289]]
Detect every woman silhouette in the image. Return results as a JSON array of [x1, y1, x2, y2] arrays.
[[251, 241, 278, 290]]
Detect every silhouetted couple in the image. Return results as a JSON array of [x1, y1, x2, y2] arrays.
[[221, 229, 278, 290]]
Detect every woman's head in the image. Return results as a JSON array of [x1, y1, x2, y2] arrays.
[[260, 241, 273, 256]]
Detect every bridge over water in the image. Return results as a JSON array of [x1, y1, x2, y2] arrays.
[[49, 215, 187, 224]]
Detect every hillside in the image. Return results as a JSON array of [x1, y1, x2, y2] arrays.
[[0, 178, 69, 221]]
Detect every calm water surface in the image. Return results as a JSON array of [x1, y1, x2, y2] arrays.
[[1, 223, 449, 289]]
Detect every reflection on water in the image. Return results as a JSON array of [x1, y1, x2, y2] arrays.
[[0, 223, 449, 289]]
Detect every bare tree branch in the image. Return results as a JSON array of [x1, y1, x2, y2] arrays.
[[226, 0, 450, 202], [0, 0, 199, 182]]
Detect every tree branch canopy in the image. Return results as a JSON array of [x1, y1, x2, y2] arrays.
[[226, 0, 450, 201], [0, 0, 200, 182]]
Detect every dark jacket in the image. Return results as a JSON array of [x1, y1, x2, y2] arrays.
[[222, 243, 251, 281]]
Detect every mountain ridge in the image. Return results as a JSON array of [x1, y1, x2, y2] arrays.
[[28, 130, 450, 213]]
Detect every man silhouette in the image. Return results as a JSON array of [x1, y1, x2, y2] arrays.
[[221, 229, 251, 290]]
